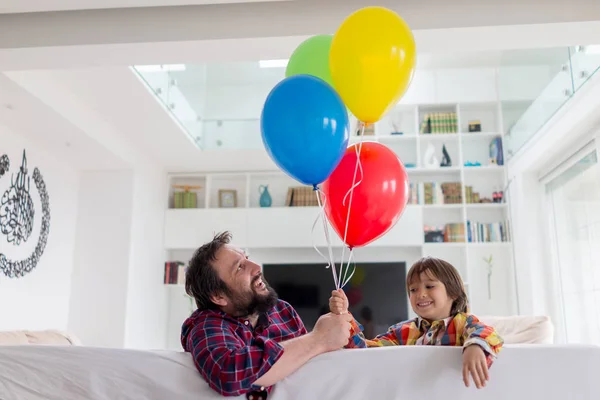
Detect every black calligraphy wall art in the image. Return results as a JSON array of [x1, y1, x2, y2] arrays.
[[0, 150, 51, 278]]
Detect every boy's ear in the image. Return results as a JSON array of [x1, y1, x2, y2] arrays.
[[210, 292, 228, 307]]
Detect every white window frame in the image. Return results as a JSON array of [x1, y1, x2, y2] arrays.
[[538, 136, 599, 343]]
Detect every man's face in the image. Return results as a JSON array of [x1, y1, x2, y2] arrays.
[[212, 244, 277, 317]]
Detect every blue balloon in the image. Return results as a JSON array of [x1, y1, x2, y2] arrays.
[[261, 75, 350, 186]]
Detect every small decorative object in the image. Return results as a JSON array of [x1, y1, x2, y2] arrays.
[[440, 144, 452, 167], [463, 161, 482, 167], [173, 184, 201, 209], [259, 185, 272, 207], [424, 226, 444, 243], [390, 113, 403, 135], [468, 120, 482, 132], [492, 191, 504, 203], [355, 121, 375, 136], [482, 255, 493, 299], [423, 143, 439, 168], [218, 189, 237, 208], [489, 137, 504, 165]]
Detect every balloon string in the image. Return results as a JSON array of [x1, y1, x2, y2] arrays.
[[340, 248, 356, 289], [339, 122, 365, 286], [312, 187, 339, 289]]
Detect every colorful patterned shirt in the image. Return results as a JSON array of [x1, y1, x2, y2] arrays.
[[181, 300, 307, 397], [348, 313, 503, 367]]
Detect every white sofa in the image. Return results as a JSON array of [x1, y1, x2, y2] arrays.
[[0, 343, 598, 399], [0, 316, 566, 399]]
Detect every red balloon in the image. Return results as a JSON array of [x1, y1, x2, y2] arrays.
[[322, 141, 409, 248]]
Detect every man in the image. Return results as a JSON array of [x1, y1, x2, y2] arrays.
[[182, 232, 353, 398]]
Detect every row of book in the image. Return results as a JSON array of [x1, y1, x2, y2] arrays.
[[408, 182, 463, 205], [467, 220, 511, 243], [424, 223, 465, 243], [420, 112, 459, 134], [285, 186, 320, 207], [164, 261, 186, 285], [423, 220, 511, 243]]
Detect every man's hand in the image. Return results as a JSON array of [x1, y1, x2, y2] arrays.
[[329, 289, 349, 315], [463, 345, 489, 389], [312, 312, 352, 352]]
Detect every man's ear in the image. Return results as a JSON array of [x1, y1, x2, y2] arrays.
[[210, 292, 228, 308]]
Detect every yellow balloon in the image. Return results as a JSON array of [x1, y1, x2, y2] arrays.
[[350, 266, 366, 286], [330, 7, 416, 124]]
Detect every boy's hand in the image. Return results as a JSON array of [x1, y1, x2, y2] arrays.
[[329, 289, 349, 315], [462, 345, 489, 389]]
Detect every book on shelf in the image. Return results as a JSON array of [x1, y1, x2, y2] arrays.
[[419, 112, 458, 134], [409, 182, 462, 205], [466, 220, 511, 243], [164, 261, 186, 285], [444, 223, 465, 242], [423, 223, 465, 243]]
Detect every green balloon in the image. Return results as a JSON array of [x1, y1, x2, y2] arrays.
[[286, 35, 334, 87]]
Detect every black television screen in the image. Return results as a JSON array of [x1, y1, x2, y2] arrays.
[[263, 262, 407, 331], [274, 283, 320, 308]]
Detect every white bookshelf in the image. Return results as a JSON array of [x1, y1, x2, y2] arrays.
[[164, 95, 518, 318]]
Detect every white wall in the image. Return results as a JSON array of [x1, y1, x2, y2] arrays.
[[68, 167, 170, 349], [0, 125, 79, 331], [68, 170, 134, 347], [123, 167, 169, 349]]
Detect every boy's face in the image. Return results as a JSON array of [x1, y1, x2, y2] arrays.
[[408, 270, 455, 322]]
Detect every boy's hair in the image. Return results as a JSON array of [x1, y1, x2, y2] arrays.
[[406, 257, 468, 315]]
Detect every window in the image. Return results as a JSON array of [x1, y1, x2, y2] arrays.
[[545, 146, 600, 344]]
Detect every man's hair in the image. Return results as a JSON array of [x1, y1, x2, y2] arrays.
[[185, 231, 232, 310], [406, 256, 469, 315]]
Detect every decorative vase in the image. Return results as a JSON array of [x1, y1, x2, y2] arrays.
[[259, 185, 272, 207]]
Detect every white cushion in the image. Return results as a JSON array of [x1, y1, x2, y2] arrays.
[[0, 330, 81, 346], [479, 315, 554, 344]]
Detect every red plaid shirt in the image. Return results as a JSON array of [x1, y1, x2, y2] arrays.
[[181, 300, 307, 397]]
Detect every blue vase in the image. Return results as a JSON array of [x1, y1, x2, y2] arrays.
[[259, 185, 272, 207]]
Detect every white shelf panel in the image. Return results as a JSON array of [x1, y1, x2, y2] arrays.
[[466, 203, 508, 210], [461, 132, 503, 139], [418, 133, 460, 141], [421, 204, 464, 210], [468, 242, 512, 247], [164, 208, 249, 249], [463, 165, 505, 171], [406, 167, 461, 174], [164, 205, 424, 250]]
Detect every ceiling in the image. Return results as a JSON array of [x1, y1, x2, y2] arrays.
[[0, 0, 291, 14], [0, 0, 599, 174]]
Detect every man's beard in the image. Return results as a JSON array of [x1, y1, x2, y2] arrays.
[[229, 275, 278, 317]]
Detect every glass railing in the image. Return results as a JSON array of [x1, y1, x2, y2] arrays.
[[502, 45, 600, 159], [131, 64, 204, 149], [131, 62, 282, 151], [132, 49, 600, 155]]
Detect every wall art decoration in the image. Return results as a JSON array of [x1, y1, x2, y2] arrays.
[[0, 154, 9, 178], [0, 150, 51, 278]]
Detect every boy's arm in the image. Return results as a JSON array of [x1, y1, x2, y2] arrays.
[[461, 315, 504, 367], [346, 317, 401, 348]]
